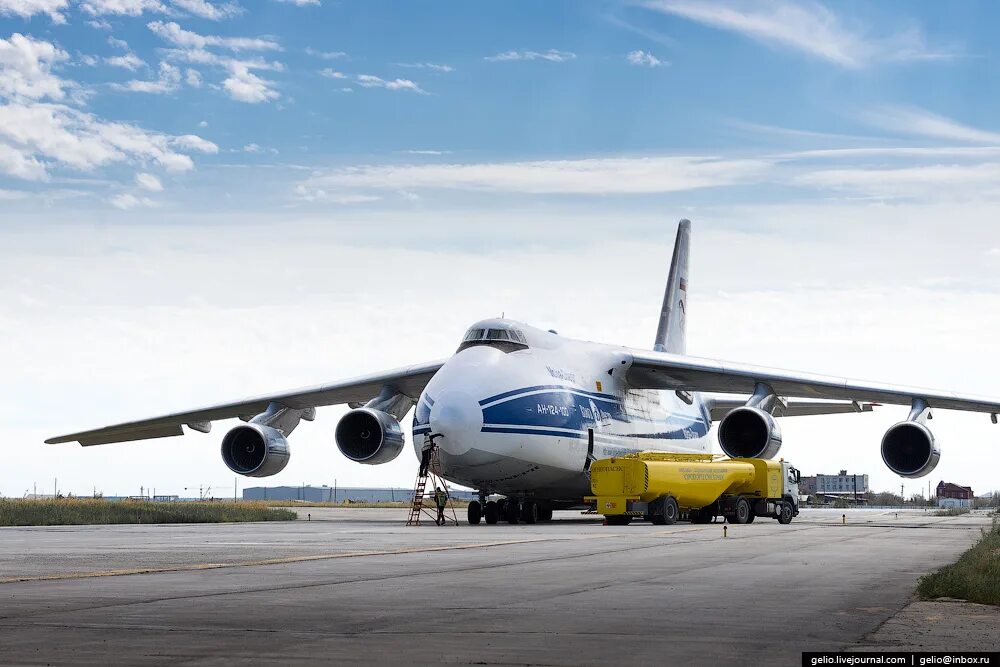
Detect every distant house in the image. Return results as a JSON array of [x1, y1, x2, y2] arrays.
[[936, 481, 974, 509]]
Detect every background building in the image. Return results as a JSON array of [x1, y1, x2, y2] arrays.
[[800, 470, 869, 503], [936, 481, 974, 509], [243, 485, 478, 503]]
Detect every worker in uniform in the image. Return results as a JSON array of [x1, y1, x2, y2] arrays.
[[434, 486, 449, 525], [419, 439, 434, 477]]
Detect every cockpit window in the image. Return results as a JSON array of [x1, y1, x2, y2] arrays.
[[457, 326, 529, 353]]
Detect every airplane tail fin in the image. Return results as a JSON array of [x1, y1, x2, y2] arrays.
[[653, 219, 691, 354]]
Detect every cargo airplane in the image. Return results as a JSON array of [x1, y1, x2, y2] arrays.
[[48, 220, 1000, 524]]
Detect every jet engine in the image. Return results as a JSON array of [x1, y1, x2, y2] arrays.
[[717, 406, 783, 460], [881, 421, 940, 478], [335, 408, 405, 464], [221, 423, 291, 477]]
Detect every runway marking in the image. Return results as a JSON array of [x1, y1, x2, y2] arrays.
[[0, 537, 555, 585]]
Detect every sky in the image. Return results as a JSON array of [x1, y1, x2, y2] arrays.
[[1, 0, 999, 499]]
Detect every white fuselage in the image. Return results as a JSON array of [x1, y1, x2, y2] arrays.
[[411, 319, 712, 502]]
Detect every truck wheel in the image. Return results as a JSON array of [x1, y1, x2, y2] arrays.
[[468, 501, 482, 525], [606, 515, 631, 526], [484, 501, 499, 525], [733, 498, 751, 524], [777, 501, 793, 524], [661, 496, 679, 525], [745, 509, 755, 524], [521, 501, 538, 524]]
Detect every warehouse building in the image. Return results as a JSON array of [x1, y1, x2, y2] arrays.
[[800, 470, 869, 503]]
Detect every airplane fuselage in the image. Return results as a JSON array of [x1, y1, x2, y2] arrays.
[[411, 318, 711, 502]]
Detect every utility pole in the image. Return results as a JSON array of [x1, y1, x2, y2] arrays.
[[234, 477, 237, 502], [900, 482, 905, 506], [853, 475, 857, 506], [54, 478, 57, 498]]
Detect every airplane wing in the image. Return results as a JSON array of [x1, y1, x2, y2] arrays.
[[704, 396, 874, 421], [46, 360, 445, 446], [624, 349, 1000, 416]]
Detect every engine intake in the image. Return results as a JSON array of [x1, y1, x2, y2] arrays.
[[718, 407, 782, 459], [881, 421, 940, 478], [221, 424, 290, 477], [335, 408, 405, 464]]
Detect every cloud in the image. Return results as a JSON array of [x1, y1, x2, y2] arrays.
[[0, 0, 67, 23], [243, 142, 262, 153], [185, 68, 202, 86], [356, 74, 426, 94], [80, 0, 166, 16], [395, 62, 454, 73], [148, 21, 281, 52], [275, 0, 318, 5], [305, 47, 345, 59], [860, 106, 1000, 145], [642, 0, 954, 68], [106, 52, 147, 71], [109, 192, 157, 209], [485, 49, 576, 63], [0, 33, 71, 102], [297, 156, 771, 196], [223, 62, 279, 103], [0, 102, 215, 178], [170, 134, 218, 153], [795, 163, 1000, 201], [170, 0, 241, 20], [148, 21, 284, 103], [319, 68, 346, 79], [293, 184, 380, 204], [135, 172, 163, 191], [111, 61, 182, 94], [401, 149, 450, 155], [626, 50, 665, 67]]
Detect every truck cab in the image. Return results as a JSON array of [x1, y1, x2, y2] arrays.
[[782, 461, 801, 518]]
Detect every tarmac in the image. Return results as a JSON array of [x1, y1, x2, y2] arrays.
[[0, 508, 994, 666]]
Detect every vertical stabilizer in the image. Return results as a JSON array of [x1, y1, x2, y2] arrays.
[[653, 219, 691, 354]]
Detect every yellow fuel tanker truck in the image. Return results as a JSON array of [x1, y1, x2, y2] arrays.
[[586, 452, 801, 526]]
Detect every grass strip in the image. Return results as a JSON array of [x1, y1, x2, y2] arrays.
[[0, 499, 296, 526], [917, 515, 1000, 605]]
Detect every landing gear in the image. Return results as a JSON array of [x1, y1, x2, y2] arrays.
[[467, 501, 482, 525], [503, 499, 520, 524], [484, 501, 499, 525], [537, 505, 553, 522], [520, 501, 539, 524]]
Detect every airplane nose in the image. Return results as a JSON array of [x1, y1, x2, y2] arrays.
[[428, 390, 482, 455]]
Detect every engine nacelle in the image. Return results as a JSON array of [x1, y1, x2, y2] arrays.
[[881, 421, 941, 478], [220, 424, 290, 477], [718, 406, 783, 460], [335, 408, 405, 464]]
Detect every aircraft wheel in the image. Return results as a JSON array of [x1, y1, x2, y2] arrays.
[[732, 497, 751, 524], [467, 501, 482, 525], [537, 505, 553, 522], [484, 501, 499, 525], [504, 500, 520, 524], [521, 501, 538, 524]]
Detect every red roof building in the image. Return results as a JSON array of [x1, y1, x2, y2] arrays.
[[936, 481, 973, 500]]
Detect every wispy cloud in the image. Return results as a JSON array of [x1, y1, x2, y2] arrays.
[[297, 156, 770, 196], [626, 50, 666, 67], [860, 106, 1000, 144], [485, 49, 576, 63], [305, 47, 345, 59], [109, 192, 157, 209], [795, 163, 1000, 200], [642, 0, 955, 68], [111, 61, 182, 94], [148, 21, 281, 52], [171, 0, 241, 20], [356, 74, 426, 94], [395, 62, 454, 72]]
